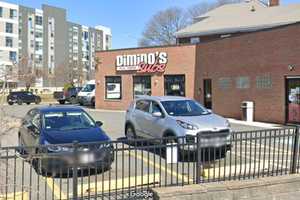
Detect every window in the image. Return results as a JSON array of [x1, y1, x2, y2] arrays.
[[32, 113, 40, 129], [35, 16, 43, 25], [0, 7, 3, 17], [164, 75, 185, 96], [105, 76, 121, 99], [218, 77, 232, 90], [190, 37, 200, 44], [256, 74, 272, 89], [133, 76, 151, 97], [5, 37, 13, 47], [236, 76, 250, 89], [135, 100, 150, 112], [151, 101, 163, 114], [161, 100, 208, 116], [6, 23, 13, 33], [28, 17, 33, 29], [9, 51, 16, 62], [9, 9, 17, 19], [35, 32, 43, 38]]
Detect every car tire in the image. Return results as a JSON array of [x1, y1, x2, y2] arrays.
[[35, 98, 41, 105], [17, 99, 23, 105], [91, 97, 95, 107], [125, 124, 137, 140], [69, 96, 77, 104], [8, 102, 13, 105], [59, 100, 65, 104], [26, 102, 30, 105]]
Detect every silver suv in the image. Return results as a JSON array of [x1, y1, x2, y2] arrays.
[[125, 96, 232, 150]]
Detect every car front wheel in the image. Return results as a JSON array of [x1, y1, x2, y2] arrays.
[[35, 98, 41, 104], [125, 124, 136, 140], [17, 99, 23, 105]]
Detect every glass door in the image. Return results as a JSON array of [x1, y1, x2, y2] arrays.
[[286, 78, 300, 124], [203, 79, 212, 109]]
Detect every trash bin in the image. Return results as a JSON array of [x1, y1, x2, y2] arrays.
[[241, 101, 254, 122]]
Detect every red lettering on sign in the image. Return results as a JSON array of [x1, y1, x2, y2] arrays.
[[137, 60, 167, 73]]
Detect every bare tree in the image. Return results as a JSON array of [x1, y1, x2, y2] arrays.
[[187, 0, 243, 23], [139, 7, 188, 47]]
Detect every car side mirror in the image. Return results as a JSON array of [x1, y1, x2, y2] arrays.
[[152, 112, 163, 118], [96, 121, 103, 127]]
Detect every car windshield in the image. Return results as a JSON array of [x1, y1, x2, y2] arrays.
[[161, 100, 210, 116], [43, 111, 96, 131], [81, 84, 95, 92]]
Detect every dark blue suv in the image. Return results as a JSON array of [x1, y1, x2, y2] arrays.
[[18, 105, 114, 176]]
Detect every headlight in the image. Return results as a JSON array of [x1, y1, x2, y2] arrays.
[[176, 120, 199, 130], [44, 141, 72, 152]]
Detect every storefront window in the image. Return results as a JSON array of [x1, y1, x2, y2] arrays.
[[133, 76, 151, 97], [105, 76, 121, 100], [164, 75, 185, 96]]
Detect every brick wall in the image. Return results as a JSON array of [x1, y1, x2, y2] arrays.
[[95, 45, 197, 110], [195, 23, 300, 123]]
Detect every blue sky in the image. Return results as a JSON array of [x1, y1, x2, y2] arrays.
[[4, 0, 300, 49]]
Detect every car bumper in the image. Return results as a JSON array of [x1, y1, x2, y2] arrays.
[[39, 148, 114, 173]]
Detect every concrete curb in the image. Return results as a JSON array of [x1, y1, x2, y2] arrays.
[[227, 118, 284, 129]]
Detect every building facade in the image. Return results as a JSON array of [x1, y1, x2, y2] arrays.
[[95, 21, 300, 124], [0, 1, 18, 85], [0, 1, 112, 88]]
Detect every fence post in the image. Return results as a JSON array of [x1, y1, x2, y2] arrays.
[[291, 126, 300, 174], [196, 133, 202, 184], [72, 141, 79, 199]]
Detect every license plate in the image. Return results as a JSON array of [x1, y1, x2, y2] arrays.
[[79, 153, 95, 163], [202, 137, 227, 147]]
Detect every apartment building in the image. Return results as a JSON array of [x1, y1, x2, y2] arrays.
[[0, 1, 112, 88], [0, 1, 18, 85]]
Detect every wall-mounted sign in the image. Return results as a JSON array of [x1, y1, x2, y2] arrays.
[[116, 52, 168, 73]]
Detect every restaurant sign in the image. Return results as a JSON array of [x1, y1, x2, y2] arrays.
[[116, 52, 168, 73]]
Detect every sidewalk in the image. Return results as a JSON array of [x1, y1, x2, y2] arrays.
[[227, 118, 285, 129]]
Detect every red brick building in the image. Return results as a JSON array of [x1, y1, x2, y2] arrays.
[[95, 1, 300, 124]]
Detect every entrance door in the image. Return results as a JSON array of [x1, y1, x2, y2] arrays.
[[286, 78, 300, 124], [203, 79, 212, 109]]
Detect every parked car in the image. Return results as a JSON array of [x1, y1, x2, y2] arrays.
[[7, 91, 41, 105], [125, 96, 232, 158], [77, 80, 96, 106], [53, 87, 82, 104], [18, 105, 114, 175]]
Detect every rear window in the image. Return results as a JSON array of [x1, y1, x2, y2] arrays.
[[135, 100, 150, 112]]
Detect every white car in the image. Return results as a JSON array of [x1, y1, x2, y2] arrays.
[[77, 80, 96, 106]]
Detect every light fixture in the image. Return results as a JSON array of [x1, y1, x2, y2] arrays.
[[288, 64, 296, 71]]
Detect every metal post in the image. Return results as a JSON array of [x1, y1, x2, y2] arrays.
[[291, 126, 300, 174], [72, 141, 79, 199], [196, 133, 202, 184]]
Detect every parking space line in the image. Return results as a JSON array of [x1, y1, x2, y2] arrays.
[[79, 173, 160, 195], [203, 161, 269, 178], [44, 177, 67, 200], [0, 192, 29, 200], [127, 151, 193, 183]]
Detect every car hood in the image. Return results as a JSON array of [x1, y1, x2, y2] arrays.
[[173, 113, 229, 130], [42, 127, 110, 144]]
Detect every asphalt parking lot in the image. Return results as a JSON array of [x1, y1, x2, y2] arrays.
[[0, 103, 290, 200]]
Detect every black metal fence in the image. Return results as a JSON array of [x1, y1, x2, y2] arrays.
[[0, 127, 299, 200]]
